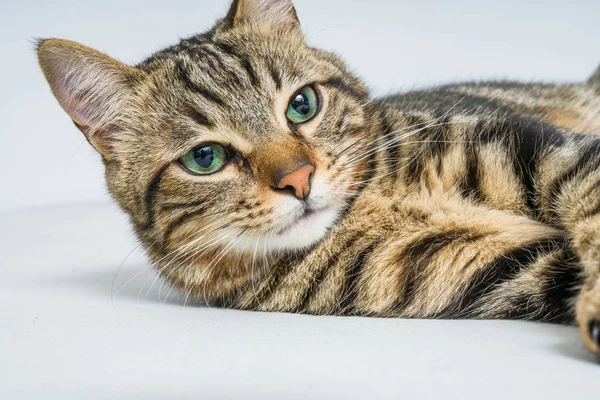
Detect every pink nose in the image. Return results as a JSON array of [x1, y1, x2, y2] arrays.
[[275, 164, 315, 200]]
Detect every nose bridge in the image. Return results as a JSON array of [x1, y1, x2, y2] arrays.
[[256, 138, 315, 199], [259, 139, 313, 179]]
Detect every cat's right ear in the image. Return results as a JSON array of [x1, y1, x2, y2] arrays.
[[37, 39, 144, 158], [223, 0, 301, 35]]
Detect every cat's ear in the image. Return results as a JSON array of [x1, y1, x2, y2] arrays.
[[224, 0, 301, 34], [37, 39, 144, 158]]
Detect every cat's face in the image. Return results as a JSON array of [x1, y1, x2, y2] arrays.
[[38, 0, 376, 298]]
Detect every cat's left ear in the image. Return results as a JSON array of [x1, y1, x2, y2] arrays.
[[37, 38, 144, 158], [224, 0, 301, 34]]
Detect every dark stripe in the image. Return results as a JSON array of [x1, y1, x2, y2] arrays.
[[212, 41, 260, 87], [175, 60, 226, 107], [333, 111, 369, 160], [547, 139, 600, 220], [344, 124, 364, 138], [498, 246, 580, 322], [298, 262, 332, 312], [394, 230, 469, 313], [472, 116, 565, 214], [322, 77, 367, 101], [427, 113, 452, 155], [508, 119, 547, 212], [211, 40, 239, 58], [186, 106, 214, 128], [195, 45, 226, 71], [462, 144, 484, 203], [541, 248, 581, 323], [579, 179, 600, 207], [404, 150, 426, 185], [432, 114, 452, 176], [450, 237, 563, 318], [163, 207, 209, 243], [248, 253, 299, 310], [137, 166, 169, 231], [337, 139, 379, 222], [340, 243, 379, 314], [382, 117, 402, 183], [159, 200, 206, 212], [337, 107, 350, 132], [473, 118, 509, 145], [240, 58, 260, 87], [268, 64, 282, 90], [578, 179, 600, 220], [582, 201, 600, 221], [298, 233, 363, 312], [549, 141, 599, 193], [403, 114, 449, 185]]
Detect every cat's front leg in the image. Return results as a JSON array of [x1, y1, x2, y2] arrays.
[[444, 112, 600, 355], [565, 217, 600, 354], [539, 139, 600, 355]]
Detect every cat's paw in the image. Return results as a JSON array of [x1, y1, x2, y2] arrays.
[[588, 320, 600, 348], [576, 283, 600, 357]]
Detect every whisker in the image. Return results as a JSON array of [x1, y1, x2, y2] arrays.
[[341, 97, 467, 167], [159, 229, 235, 305], [195, 229, 249, 310], [251, 234, 261, 304], [140, 219, 236, 301], [343, 121, 463, 168]]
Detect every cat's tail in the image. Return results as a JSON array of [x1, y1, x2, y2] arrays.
[[588, 64, 600, 86]]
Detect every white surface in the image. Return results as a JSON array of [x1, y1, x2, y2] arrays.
[[3, 1, 600, 397], [1, 203, 599, 399], [1, 0, 599, 212]]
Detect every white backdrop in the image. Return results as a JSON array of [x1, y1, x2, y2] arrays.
[[1, 0, 598, 213]]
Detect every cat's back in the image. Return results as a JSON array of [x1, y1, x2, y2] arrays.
[[377, 81, 600, 134]]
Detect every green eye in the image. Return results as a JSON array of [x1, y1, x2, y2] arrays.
[[180, 144, 228, 175], [286, 86, 319, 124]]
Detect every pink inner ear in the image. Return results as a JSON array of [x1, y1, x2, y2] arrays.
[[73, 115, 114, 157], [48, 58, 128, 135], [245, 0, 297, 24], [38, 39, 139, 157], [73, 120, 92, 135], [265, 0, 283, 7], [44, 58, 101, 129], [263, 0, 293, 13], [56, 86, 88, 126]]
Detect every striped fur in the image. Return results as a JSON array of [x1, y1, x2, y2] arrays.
[[37, 0, 600, 356]]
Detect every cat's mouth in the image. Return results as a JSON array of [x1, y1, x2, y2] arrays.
[[276, 208, 316, 235], [275, 205, 337, 238]]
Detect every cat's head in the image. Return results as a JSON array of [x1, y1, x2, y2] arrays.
[[38, 0, 376, 300]]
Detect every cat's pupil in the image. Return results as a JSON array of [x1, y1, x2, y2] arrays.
[[194, 146, 215, 168], [291, 93, 310, 115]]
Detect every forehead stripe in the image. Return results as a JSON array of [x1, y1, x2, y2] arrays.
[[175, 60, 226, 107], [268, 62, 283, 90], [137, 164, 170, 231], [211, 41, 260, 88], [186, 106, 214, 128], [323, 77, 367, 101]]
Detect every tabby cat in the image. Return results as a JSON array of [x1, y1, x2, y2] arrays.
[[37, 0, 600, 356]]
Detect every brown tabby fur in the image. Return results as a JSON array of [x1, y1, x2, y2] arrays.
[[37, 0, 600, 356]]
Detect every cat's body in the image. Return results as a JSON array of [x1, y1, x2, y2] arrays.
[[37, 0, 600, 356], [229, 82, 600, 322]]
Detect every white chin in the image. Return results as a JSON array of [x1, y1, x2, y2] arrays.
[[268, 207, 339, 251]]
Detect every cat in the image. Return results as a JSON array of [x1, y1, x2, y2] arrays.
[[37, 0, 600, 357]]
